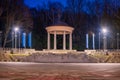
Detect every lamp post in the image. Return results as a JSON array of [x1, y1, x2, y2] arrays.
[[117, 33, 119, 50], [14, 27, 19, 50], [12, 32, 14, 49], [102, 28, 107, 51], [99, 32, 100, 50], [18, 31, 20, 53]]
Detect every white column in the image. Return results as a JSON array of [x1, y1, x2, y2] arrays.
[[54, 31, 57, 50], [47, 32, 50, 49], [63, 31, 66, 50], [69, 33, 72, 50]]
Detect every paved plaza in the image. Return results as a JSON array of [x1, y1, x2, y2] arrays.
[[0, 62, 120, 80]]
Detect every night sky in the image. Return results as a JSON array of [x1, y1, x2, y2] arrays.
[[24, 0, 120, 15], [24, 0, 67, 8]]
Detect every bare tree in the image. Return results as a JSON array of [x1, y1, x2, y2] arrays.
[[0, 7, 3, 16], [65, 0, 86, 50], [0, 0, 33, 48], [47, 2, 64, 24]]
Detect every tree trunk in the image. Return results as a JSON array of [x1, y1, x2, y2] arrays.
[[3, 26, 10, 48]]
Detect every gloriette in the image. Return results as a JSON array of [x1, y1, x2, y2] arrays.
[[45, 21, 75, 53]]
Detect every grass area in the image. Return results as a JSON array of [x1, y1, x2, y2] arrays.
[[89, 53, 108, 62], [0, 53, 12, 61], [89, 52, 120, 63], [0, 53, 30, 62], [8, 53, 30, 56]]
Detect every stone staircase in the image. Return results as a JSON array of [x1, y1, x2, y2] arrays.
[[22, 52, 97, 63]]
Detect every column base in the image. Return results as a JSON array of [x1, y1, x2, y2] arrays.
[[43, 49, 76, 54]]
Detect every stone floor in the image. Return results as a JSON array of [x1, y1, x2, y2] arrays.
[[0, 62, 120, 80]]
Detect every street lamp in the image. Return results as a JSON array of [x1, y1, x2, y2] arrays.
[[102, 28, 107, 51], [14, 27, 19, 32], [102, 28, 107, 33], [14, 27, 19, 50]]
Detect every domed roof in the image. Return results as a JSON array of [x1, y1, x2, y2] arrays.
[[52, 21, 68, 26], [46, 20, 74, 34]]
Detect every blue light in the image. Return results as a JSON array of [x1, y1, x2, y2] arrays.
[[92, 33, 95, 49], [86, 34, 89, 49], [28, 32, 32, 48], [22, 33, 26, 48]]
